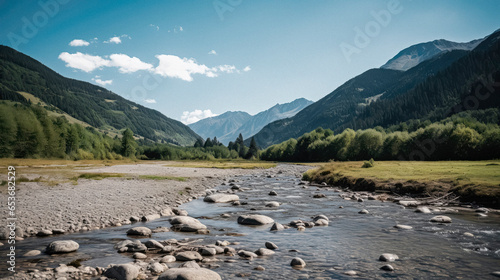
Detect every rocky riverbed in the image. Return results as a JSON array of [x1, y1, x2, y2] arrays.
[[1, 163, 500, 279], [0, 163, 260, 240]]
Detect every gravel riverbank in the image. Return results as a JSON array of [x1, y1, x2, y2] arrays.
[[0, 163, 286, 240]]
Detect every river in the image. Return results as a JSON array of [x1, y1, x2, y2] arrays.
[[1, 165, 499, 279]]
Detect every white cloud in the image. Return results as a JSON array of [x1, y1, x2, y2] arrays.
[[181, 109, 218, 124], [144, 99, 157, 104], [154, 55, 217, 82], [218, 65, 237, 73], [179, 26, 183, 32], [58, 52, 110, 72], [208, 50, 217, 55], [243, 65, 251, 72], [149, 24, 159, 31], [69, 39, 90, 47], [109, 54, 153, 73], [92, 77, 113, 86], [58, 52, 152, 74], [105, 36, 122, 44], [58, 51, 246, 81]]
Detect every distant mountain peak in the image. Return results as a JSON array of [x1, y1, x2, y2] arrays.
[[381, 38, 484, 71], [188, 98, 313, 144]]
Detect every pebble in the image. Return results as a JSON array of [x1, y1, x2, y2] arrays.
[[394, 224, 413, 230], [133, 252, 147, 259], [380, 264, 395, 271], [265, 241, 278, 250], [430, 215, 452, 223], [237, 215, 274, 225], [358, 209, 369, 214], [46, 240, 79, 254], [379, 253, 399, 262], [255, 248, 275, 256], [160, 255, 176, 263], [415, 206, 432, 214], [23, 250, 42, 257], [265, 201, 280, 207], [344, 270, 357, 276], [270, 222, 285, 231], [175, 251, 203, 261], [290, 257, 306, 268], [126, 227, 152, 236], [37, 229, 53, 236]]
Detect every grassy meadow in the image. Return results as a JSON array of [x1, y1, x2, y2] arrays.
[[303, 160, 500, 206]]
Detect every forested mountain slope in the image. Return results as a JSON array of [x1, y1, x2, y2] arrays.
[[0, 46, 201, 146]]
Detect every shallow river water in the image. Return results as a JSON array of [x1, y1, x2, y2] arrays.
[[1, 168, 500, 279]]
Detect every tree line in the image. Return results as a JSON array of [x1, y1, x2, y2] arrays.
[[0, 101, 260, 160], [260, 108, 500, 162]]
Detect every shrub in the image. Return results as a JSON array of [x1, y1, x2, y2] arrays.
[[362, 158, 375, 168]]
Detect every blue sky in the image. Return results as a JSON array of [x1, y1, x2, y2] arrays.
[[1, 0, 499, 124]]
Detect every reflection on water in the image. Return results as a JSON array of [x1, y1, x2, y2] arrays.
[[1, 170, 499, 279]]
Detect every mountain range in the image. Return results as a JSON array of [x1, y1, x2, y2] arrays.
[[0, 46, 200, 146], [189, 98, 313, 145], [252, 29, 500, 148]]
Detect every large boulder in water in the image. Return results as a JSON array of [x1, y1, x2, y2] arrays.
[[170, 216, 207, 232], [237, 215, 274, 225], [45, 240, 79, 254], [204, 193, 239, 203], [158, 268, 222, 280], [104, 264, 140, 280], [175, 251, 203, 262], [126, 227, 152, 236]]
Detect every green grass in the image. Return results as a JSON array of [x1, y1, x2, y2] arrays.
[[17, 176, 42, 183], [75, 173, 123, 180], [304, 161, 500, 186], [165, 160, 276, 169], [303, 160, 500, 207], [139, 175, 187, 182]]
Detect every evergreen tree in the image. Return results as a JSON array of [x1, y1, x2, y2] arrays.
[[194, 138, 204, 148], [235, 133, 244, 147], [204, 138, 213, 148], [121, 128, 137, 158], [213, 137, 220, 146], [245, 137, 259, 159]]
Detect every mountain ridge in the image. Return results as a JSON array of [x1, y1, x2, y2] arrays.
[[189, 98, 313, 144], [381, 38, 484, 71]]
